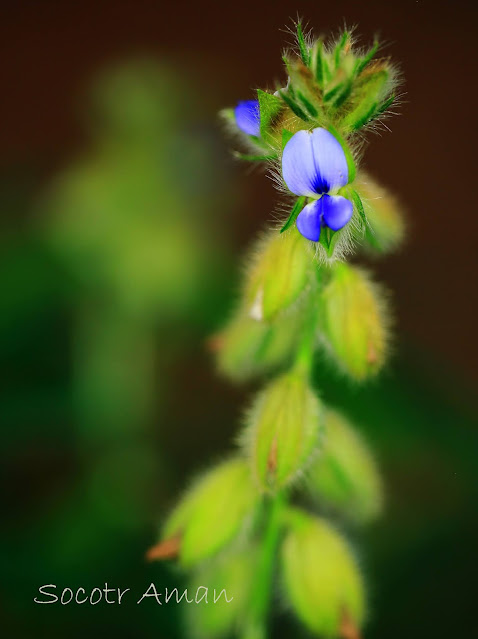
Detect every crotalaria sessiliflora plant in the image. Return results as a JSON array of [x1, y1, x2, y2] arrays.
[[150, 23, 405, 639]]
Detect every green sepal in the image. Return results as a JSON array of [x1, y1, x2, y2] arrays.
[[279, 90, 309, 121], [354, 40, 379, 77], [280, 196, 307, 234], [344, 69, 390, 130], [296, 21, 311, 66], [346, 188, 367, 226], [296, 90, 318, 117], [376, 93, 396, 115], [324, 82, 346, 103], [257, 88, 283, 143], [312, 39, 331, 88], [329, 81, 353, 109], [285, 58, 325, 123], [344, 100, 378, 131], [319, 225, 344, 258], [334, 31, 350, 68]]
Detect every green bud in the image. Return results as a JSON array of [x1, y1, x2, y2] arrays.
[[243, 227, 313, 322], [320, 263, 389, 380], [281, 510, 366, 637], [243, 373, 322, 492], [342, 61, 398, 131], [185, 547, 257, 639], [307, 409, 383, 523], [284, 58, 324, 122], [355, 173, 405, 253], [214, 308, 302, 383], [161, 458, 258, 567]]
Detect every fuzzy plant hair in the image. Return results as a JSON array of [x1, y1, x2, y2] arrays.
[[148, 21, 405, 639]]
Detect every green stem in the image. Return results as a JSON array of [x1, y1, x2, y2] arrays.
[[293, 294, 319, 378], [242, 493, 286, 639]]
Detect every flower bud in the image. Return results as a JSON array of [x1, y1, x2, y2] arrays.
[[160, 458, 258, 567], [243, 373, 322, 492], [213, 309, 301, 383], [244, 227, 312, 322], [355, 174, 405, 253], [281, 510, 366, 637], [343, 63, 398, 132], [320, 263, 389, 380], [185, 547, 257, 639], [307, 409, 383, 523]]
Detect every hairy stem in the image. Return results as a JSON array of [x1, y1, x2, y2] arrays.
[[241, 493, 286, 639]]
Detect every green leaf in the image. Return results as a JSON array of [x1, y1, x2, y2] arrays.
[[296, 21, 311, 66], [280, 196, 307, 233], [257, 89, 283, 142], [233, 151, 277, 163]]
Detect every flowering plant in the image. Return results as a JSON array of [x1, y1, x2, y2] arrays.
[[149, 22, 405, 639]]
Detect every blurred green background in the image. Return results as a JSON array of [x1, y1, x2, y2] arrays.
[[1, 1, 477, 638]]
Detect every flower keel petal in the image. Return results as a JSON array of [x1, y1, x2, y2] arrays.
[[321, 194, 353, 231], [296, 200, 322, 242]]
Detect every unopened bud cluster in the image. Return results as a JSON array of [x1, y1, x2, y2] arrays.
[[151, 22, 405, 639]]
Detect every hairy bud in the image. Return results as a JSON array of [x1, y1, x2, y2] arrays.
[[356, 173, 405, 253], [307, 409, 383, 523], [242, 373, 322, 492], [320, 263, 389, 380], [214, 309, 301, 383], [161, 458, 258, 567], [185, 547, 257, 639], [244, 227, 312, 322], [281, 510, 366, 637]]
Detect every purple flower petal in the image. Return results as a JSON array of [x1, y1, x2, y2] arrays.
[[296, 199, 322, 241], [282, 128, 349, 197], [234, 100, 260, 137], [321, 194, 353, 231]]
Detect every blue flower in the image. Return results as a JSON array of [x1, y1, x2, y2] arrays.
[[235, 100, 260, 137], [282, 128, 353, 242]]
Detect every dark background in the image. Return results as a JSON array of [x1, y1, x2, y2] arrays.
[[1, 1, 477, 638]]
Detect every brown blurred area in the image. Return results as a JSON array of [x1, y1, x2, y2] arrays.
[[1, 0, 477, 384]]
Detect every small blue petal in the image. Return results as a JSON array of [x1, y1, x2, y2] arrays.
[[282, 128, 349, 197], [234, 100, 260, 137], [321, 194, 353, 231], [296, 199, 322, 241]]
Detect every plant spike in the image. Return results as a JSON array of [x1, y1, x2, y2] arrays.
[[154, 23, 405, 639]]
